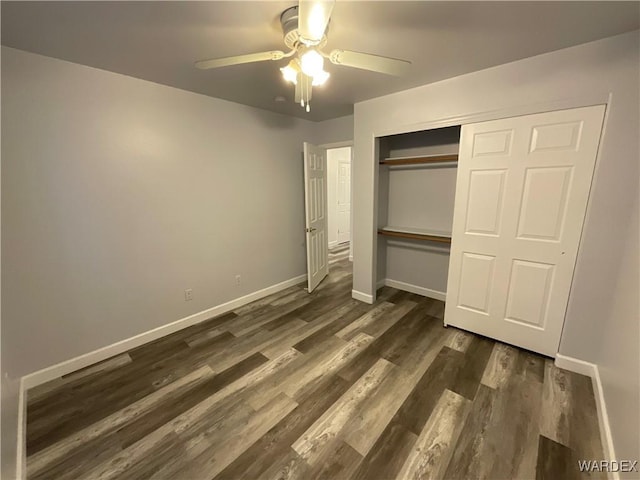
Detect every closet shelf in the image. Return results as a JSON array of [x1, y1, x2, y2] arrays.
[[378, 226, 452, 244], [379, 154, 458, 166]]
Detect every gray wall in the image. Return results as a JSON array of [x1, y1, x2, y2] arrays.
[[1, 48, 355, 478], [314, 115, 354, 146], [0, 46, 320, 378], [352, 30, 639, 461], [597, 193, 639, 463]]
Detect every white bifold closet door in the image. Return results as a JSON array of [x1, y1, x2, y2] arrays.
[[444, 105, 605, 356]]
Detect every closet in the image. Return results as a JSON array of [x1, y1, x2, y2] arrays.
[[376, 125, 461, 301], [371, 105, 606, 356]]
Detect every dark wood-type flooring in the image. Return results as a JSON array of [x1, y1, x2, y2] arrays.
[[27, 256, 604, 479]]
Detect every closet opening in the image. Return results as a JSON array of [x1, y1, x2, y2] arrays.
[[376, 125, 461, 301]]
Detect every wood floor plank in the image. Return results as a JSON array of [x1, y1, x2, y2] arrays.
[[448, 334, 494, 400], [341, 367, 416, 457], [172, 393, 298, 479], [445, 328, 474, 353], [305, 440, 363, 480], [29, 432, 126, 480], [536, 435, 578, 480], [336, 305, 439, 382], [243, 335, 347, 410], [567, 371, 606, 479], [481, 342, 519, 389], [342, 320, 452, 456], [292, 358, 395, 466], [515, 348, 546, 384], [116, 352, 269, 448], [255, 448, 311, 480], [133, 399, 257, 480], [26, 364, 215, 478], [268, 288, 310, 307], [215, 374, 351, 480], [133, 312, 237, 354], [207, 319, 306, 373], [233, 285, 305, 315], [480, 364, 544, 480], [442, 384, 496, 479], [27, 338, 212, 452], [335, 301, 396, 340], [359, 300, 417, 338], [539, 359, 572, 447], [250, 332, 373, 410], [27, 353, 132, 404], [228, 296, 314, 336], [79, 349, 300, 480], [292, 302, 371, 354], [397, 389, 471, 480], [393, 346, 466, 436], [259, 300, 361, 359], [350, 420, 418, 480]]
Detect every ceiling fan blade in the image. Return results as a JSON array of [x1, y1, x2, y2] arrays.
[[195, 51, 285, 70], [328, 49, 411, 76], [298, 0, 335, 45]]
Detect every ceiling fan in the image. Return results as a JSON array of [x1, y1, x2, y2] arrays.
[[194, 0, 411, 112]]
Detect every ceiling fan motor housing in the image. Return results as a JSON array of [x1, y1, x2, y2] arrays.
[[280, 5, 328, 50]]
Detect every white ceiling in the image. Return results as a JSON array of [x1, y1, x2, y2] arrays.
[[2, 1, 638, 121]]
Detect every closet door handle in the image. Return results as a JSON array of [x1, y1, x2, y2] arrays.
[[306, 227, 317, 233]]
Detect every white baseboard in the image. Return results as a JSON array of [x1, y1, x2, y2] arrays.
[[16, 378, 26, 480], [376, 279, 385, 290], [21, 273, 306, 390], [555, 354, 618, 480], [383, 279, 447, 302], [352, 289, 374, 304]]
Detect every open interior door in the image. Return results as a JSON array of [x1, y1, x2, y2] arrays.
[[304, 142, 329, 292]]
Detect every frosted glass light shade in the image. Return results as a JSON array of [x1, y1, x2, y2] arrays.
[[280, 61, 299, 84], [312, 70, 330, 86], [300, 50, 324, 77]]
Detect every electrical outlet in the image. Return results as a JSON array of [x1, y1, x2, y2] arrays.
[[235, 275, 241, 286], [184, 289, 193, 301]]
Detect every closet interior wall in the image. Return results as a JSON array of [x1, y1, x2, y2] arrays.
[[376, 126, 461, 299]]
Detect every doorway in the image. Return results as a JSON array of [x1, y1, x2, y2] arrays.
[[326, 146, 352, 253]]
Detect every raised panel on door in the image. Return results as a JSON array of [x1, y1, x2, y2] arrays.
[[445, 105, 605, 356], [457, 253, 496, 314], [517, 167, 573, 241], [504, 260, 555, 329], [464, 170, 507, 236]]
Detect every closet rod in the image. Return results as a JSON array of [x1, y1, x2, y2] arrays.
[[379, 154, 458, 166], [377, 229, 452, 244]]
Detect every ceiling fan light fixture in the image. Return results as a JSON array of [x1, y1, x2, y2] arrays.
[[312, 69, 330, 86], [300, 49, 324, 77], [280, 59, 300, 84]]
